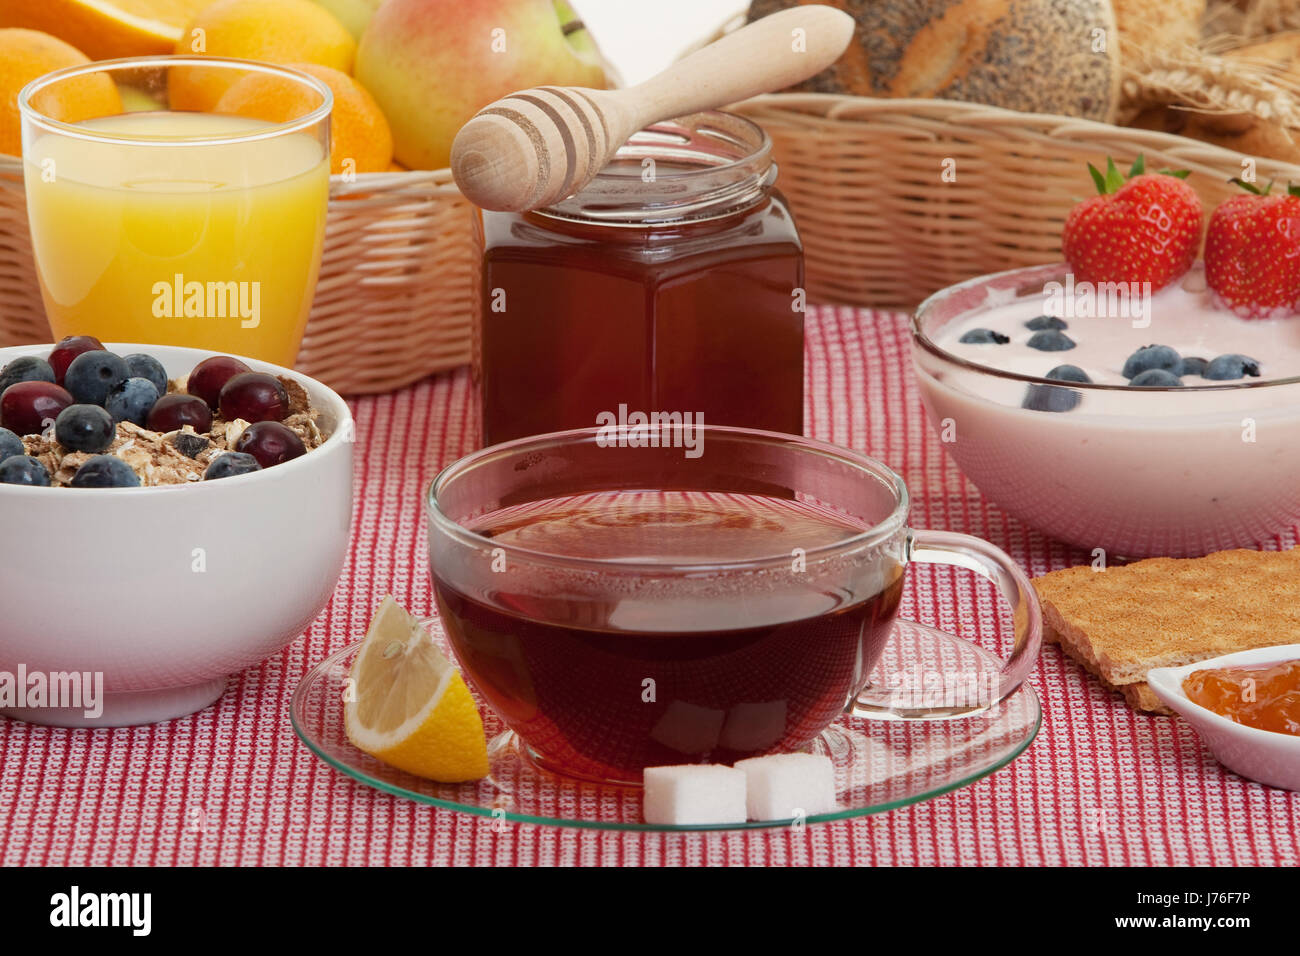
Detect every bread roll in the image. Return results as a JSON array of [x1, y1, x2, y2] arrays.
[[746, 0, 1122, 122], [1111, 0, 1204, 61]]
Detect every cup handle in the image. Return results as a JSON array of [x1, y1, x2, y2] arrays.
[[849, 528, 1043, 720]]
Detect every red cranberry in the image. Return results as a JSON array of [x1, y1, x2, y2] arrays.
[[233, 421, 305, 469], [47, 336, 104, 385], [147, 394, 213, 434], [187, 356, 250, 410], [0, 381, 74, 436], [219, 372, 289, 423]]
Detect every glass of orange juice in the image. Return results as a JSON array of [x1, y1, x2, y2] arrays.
[[19, 57, 332, 367]]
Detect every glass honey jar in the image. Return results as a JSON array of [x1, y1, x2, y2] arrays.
[[473, 110, 804, 447]]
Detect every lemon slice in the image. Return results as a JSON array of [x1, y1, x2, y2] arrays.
[[344, 596, 489, 783]]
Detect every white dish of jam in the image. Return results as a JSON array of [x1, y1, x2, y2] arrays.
[[1148, 644, 1300, 791]]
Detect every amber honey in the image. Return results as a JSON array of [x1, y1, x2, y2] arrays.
[[474, 112, 804, 447]]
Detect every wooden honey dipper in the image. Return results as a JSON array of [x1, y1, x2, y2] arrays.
[[451, 5, 855, 212]]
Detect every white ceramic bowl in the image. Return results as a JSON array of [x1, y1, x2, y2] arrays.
[[0, 343, 353, 727], [912, 264, 1300, 558], [1148, 644, 1300, 791]]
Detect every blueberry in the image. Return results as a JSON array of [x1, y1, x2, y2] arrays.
[[54, 404, 115, 454], [1122, 345, 1181, 380], [105, 377, 159, 426], [63, 351, 129, 406], [1025, 315, 1068, 331], [1022, 365, 1093, 413], [70, 455, 140, 488], [1204, 354, 1261, 381], [1044, 364, 1091, 384], [204, 451, 263, 481], [1026, 330, 1076, 351], [123, 354, 169, 397], [0, 427, 23, 462], [959, 328, 1010, 345], [1129, 369, 1183, 387], [0, 356, 56, 395], [1179, 357, 1209, 378], [0, 455, 49, 486]]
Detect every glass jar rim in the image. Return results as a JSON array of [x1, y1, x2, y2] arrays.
[[426, 424, 910, 575], [530, 109, 776, 226], [18, 55, 334, 147]]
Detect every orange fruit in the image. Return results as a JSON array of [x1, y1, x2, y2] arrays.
[[216, 63, 393, 174], [0, 0, 210, 60], [170, 0, 355, 113], [0, 29, 122, 157]]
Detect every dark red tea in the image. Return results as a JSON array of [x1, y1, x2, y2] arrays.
[[474, 165, 804, 447], [432, 491, 904, 783]]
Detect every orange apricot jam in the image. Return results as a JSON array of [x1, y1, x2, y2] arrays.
[[1182, 660, 1300, 736]]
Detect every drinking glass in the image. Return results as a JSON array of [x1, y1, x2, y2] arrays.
[[19, 56, 332, 366]]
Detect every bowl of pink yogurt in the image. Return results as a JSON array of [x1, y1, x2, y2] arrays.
[[911, 263, 1300, 558]]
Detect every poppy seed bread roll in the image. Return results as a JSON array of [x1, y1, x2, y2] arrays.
[[747, 0, 1122, 122]]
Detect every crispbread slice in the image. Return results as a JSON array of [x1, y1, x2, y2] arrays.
[[1043, 617, 1172, 714], [1121, 683, 1169, 714], [1033, 548, 1300, 713]]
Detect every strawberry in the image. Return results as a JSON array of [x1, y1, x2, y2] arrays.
[[1204, 180, 1300, 319], [1061, 155, 1203, 292]]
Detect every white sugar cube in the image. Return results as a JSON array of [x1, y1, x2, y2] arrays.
[[642, 764, 747, 826], [734, 753, 838, 821]]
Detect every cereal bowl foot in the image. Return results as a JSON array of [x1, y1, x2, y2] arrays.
[[2, 677, 228, 728]]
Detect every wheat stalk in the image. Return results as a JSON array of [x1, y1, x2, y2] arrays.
[[1119, 44, 1300, 127]]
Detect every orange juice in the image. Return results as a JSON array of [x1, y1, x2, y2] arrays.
[[24, 111, 329, 366]]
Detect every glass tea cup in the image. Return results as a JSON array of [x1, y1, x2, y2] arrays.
[[19, 56, 332, 367], [427, 425, 1041, 785]]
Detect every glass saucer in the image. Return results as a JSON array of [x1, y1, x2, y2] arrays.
[[290, 618, 1041, 831]]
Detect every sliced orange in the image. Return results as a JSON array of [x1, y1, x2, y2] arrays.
[[0, 0, 210, 60]]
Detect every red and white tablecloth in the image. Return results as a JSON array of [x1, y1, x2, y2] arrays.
[[2, 306, 1297, 866]]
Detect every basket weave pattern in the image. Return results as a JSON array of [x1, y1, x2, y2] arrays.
[[0, 165, 42, 355], [734, 94, 1300, 310], [0, 160, 474, 395], [300, 170, 474, 394], [5, 94, 1299, 390]]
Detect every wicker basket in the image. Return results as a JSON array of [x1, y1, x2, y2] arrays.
[[733, 94, 1300, 310], [4, 94, 1299, 392], [0, 158, 474, 395]]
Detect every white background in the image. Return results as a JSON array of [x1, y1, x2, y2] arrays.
[[570, 0, 750, 85]]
